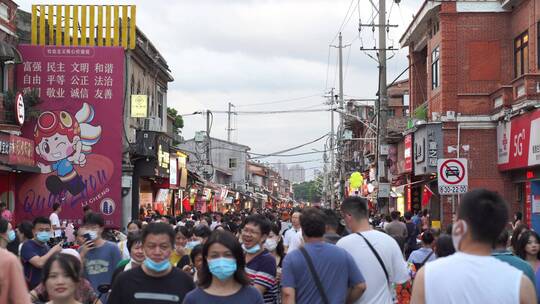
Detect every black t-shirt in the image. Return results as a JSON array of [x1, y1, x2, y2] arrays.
[[108, 266, 195, 304]]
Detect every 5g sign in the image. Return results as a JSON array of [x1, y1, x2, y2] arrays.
[[514, 129, 526, 157]]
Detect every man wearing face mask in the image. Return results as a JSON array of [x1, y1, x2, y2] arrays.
[[78, 212, 121, 302], [0, 219, 31, 304], [108, 222, 195, 304], [411, 189, 537, 304], [242, 214, 278, 304], [21, 217, 62, 289]]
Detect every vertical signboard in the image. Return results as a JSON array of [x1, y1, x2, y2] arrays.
[[16, 45, 124, 227], [404, 134, 413, 172]]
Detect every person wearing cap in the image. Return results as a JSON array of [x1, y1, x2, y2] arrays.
[[30, 248, 102, 304]]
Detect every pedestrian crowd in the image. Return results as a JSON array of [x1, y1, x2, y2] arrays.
[[0, 188, 538, 303]]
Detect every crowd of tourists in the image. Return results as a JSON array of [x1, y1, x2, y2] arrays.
[[0, 188, 538, 303]]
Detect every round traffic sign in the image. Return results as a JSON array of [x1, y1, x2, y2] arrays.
[[439, 159, 465, 185], [15, 92, 24, 125]]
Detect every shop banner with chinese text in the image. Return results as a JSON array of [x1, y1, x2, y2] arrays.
[[16, 45, 124, 227]]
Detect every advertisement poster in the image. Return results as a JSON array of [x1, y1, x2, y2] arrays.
[[16, 45, 124, 227]]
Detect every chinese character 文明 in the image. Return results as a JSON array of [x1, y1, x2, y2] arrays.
[[71, 63, 80, 73], [32, 75, 41, 85], [95, 63, 104, 73], [104, 76, 113, 86], [104, 88, 112, 99], [23, 74, 31, 85], [104, 64, 114, 74], [95, 88, 103, 99], [47, 62, 56, 72], [80, 63, 89, 73]]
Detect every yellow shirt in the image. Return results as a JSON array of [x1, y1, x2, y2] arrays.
[[170, 249, 191, 267]]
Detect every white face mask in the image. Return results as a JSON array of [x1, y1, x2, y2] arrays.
[[452, 220, 468, 252], [264, 238, 278, 251]]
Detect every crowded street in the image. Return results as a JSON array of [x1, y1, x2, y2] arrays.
[[0, 0, 539, 303]]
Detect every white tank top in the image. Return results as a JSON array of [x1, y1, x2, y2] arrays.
[[425, 252, 522, 304]]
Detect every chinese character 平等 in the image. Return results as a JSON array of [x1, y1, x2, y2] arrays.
[[56, 75, 65, 86], [47, 75, 56, 85]]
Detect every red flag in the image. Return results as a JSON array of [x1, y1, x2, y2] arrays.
[[421, 185, 434, 207], [182, 197, 191, 212]]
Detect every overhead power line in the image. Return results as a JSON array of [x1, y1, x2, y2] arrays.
[[234, 94, 322, 107], [181, 109, 329, 116], [250, 134, 328, 159]]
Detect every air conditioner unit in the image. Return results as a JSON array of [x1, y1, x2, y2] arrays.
[[143, 117, 162, 132], [431, 112, 440, 121], [446, 111, 456, 121]]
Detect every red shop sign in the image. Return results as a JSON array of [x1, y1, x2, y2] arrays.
[[404, 134, 413, 172], [0, 133, 35, 167], [497, 109, 540, 171]]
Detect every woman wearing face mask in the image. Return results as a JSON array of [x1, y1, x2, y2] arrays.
[[171, 226, 192, 269], [265, 223, 285, 277], [111, 232, 145, 285], [183, 230, 263, 304], [0, 218, 17, 249]]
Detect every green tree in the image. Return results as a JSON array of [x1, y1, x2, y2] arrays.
[[167, 107, 184, 133], [293, 179, 322, 202]]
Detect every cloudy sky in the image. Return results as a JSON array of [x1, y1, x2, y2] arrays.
[[19, 0, 424, 180]]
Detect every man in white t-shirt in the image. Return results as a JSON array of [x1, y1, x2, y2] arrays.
[[283, 211, 303, 253], [337, 197, 410, 304], [411, 189, 536, 304], [49, 202, 64, 241]]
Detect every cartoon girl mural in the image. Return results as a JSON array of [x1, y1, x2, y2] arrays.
[[34, 103, 102, 199]]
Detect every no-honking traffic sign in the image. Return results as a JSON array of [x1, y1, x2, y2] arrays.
[[437, 158, 468, 195]]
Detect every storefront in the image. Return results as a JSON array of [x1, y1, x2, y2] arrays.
[[0, 132, 40, 219], [497, 109, 540, 231]]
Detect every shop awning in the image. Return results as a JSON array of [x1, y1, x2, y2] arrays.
[[1, 42, 21, 62], [0, 162, 40, 173]]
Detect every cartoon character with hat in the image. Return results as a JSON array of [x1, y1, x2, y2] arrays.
[[34, 103, 101, 200]]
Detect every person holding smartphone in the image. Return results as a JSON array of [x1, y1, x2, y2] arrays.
[[78, 212, 121, 303]]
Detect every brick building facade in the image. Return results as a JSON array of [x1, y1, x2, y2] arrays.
[[401, 0, 540, 228]]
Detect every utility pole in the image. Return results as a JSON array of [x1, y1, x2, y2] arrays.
[[329, 88, 335, 210], [377, 0, 389, 211], [206, 110, 212, 180], [227, 102, 235, 142], [338, 33, 346, 203]]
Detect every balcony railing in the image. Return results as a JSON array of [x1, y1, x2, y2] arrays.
[[0, 93, 18, 126], [490, 73, 540, 112]]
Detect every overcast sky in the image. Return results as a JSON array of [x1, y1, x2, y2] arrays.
[[19, 0, 424, 180]]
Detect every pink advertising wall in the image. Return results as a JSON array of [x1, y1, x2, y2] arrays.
[[16, 45, 124, 227]]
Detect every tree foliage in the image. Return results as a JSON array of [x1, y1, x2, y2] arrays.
[[167, 107, 184, 133], [293, 177, 323, 202]]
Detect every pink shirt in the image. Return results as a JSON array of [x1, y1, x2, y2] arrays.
[[1, 209, 12, 222], [0, 248, 31, 304]]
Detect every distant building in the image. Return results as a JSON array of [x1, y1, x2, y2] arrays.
[[288, 165, 306, 184], [179, 137, 250, 191]]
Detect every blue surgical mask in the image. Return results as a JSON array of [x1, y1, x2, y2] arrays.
[[242, 243, 261, 254], [208, 257, 237, 281], [7, 230, 15, 243], [143, 258, 171, 273], [186, 240, 201, 250], [36, 231, 51, 243]]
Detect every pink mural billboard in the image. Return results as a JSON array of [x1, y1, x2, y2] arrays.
[[16, 45, 124, 227]]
